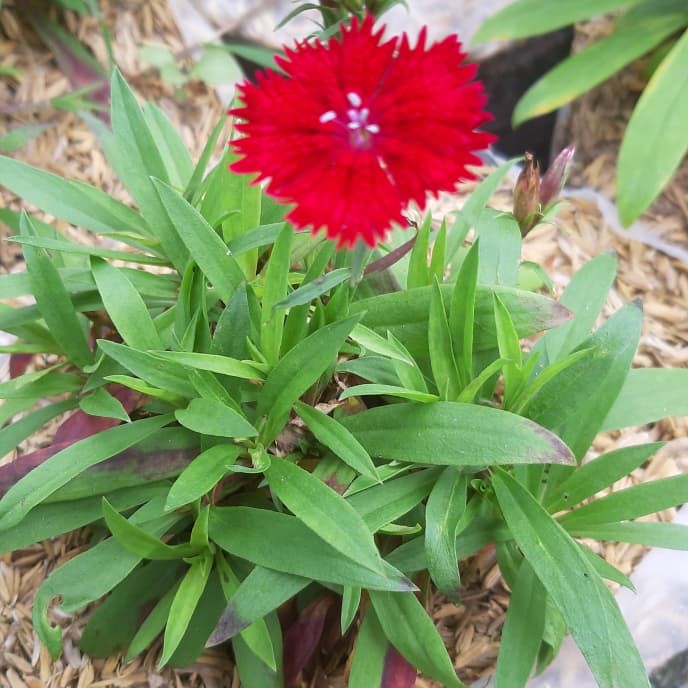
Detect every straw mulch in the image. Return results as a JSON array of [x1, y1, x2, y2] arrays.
[[1, 3, 686, 687]]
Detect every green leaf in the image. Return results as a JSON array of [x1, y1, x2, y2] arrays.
[[602, 368, 688, 430], [473, 0, 643, 43], [80, 560, 180, 657], [407, 215, 432, 289], [369, 590, 465, 688], [0, 398, 77, 459], [492, 470, 648, 688], [126, 581, 179, 659], [349, 607, 389, 687], [208, 567, 309, 645], [102, 497, 201, 560], [79, 387, 130, 422], [449, 240, 479, 387], [142, 102, 194, 190], [0, 414, 172, 530], [208, 507, 414, 592], [274, 268, 351, 310], [98, 339, 195, 398], [0, 484, 169, 554], [165, 445, 242, 511], [160, 554, 213, 667], [526, 302, 642, 460], [260, 223, 291, 364], [151, 351, 265, 381], [567, 521, 688, 550], [618, 28, 688, 224], [0, 155, 147, 235], [0, 123, 48, 152], [349, 324, 414, 366], [428, 279, 461, 399], [175, 398, 257, 438], [493, 293, 523, 408], [9, 234, 166, 266], [476, 210, 521, 287], [545, 442, 664, 513], [339, 384, 438, 403], [185, 113, 227, 203], [340, 585, 361, 634], [152, 178, 245, 301], [33, 498, 178, 658], [267, 458, 385, 575], [559, 473, 688, 528], [256, 316, 360, 445], [191, 45, 243, 85], [513, 14, 685, 125], [20, 212, 93, 368], [581, 546, 635, 591], [494, 560, 546, 688], [425, 468, 467, 602], [347, 469, 439, 533], [351, 284, 570, 358], [233, 612, 284, 688], [537, 252, 617, 363], [215, 554, 277, 670], [294, 401, 379, 481], [446, 158, 519, 267], [91, 257, 162, 350], [340, 402, 574, 467]]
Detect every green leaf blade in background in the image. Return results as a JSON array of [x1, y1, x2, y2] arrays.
[[0, 155, 147, 235], [602, 368, 688, 430], [473, 0, 644, 43], [492, 470, 649, 688], [513, 15, 685, 125], [617, 28, 688, 225], [340, 402, 574, 467]]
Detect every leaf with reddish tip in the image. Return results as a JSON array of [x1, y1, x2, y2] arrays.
[[283, 596, 334, 687]]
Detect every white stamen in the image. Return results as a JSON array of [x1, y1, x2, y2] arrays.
[[347, 92, 362, 107], [347, 121, 361, 130], [319, 110, 337, 124], [366, 124, 380, 134], [360, 107, 370, 120]]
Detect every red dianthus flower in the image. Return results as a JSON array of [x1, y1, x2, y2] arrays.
[[229, 15, 494, 248]]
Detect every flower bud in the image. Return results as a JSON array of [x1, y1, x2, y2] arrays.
[[513, 152, 541, 236], [540, 144, 575, 208]]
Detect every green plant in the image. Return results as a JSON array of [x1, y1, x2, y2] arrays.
[[473, 0, 688, 226], [1, 38, 688, 688]]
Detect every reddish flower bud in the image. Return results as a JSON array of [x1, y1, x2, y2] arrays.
[[513, 152, 541, 236], [540, 144, 575, 208]]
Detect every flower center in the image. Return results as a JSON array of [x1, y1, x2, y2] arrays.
[[319, 92, 379, 149]]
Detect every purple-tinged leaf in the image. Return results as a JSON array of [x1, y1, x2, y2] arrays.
[[381, 646, 418, 688], [283, 596, 334, 687], [9, 353, 32, 379]]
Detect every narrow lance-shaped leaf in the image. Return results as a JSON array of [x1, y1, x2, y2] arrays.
[[340, 402, 574, 467], [91, 256, 162, 351], [492, 469, 649, 688], [20, 212, 93, 368], [294, 401, 379, 481], [266, 458, 385, 575], [424, 468, 467, 602], [617, 28, 688, 225], [0, 414, 172, 530]]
